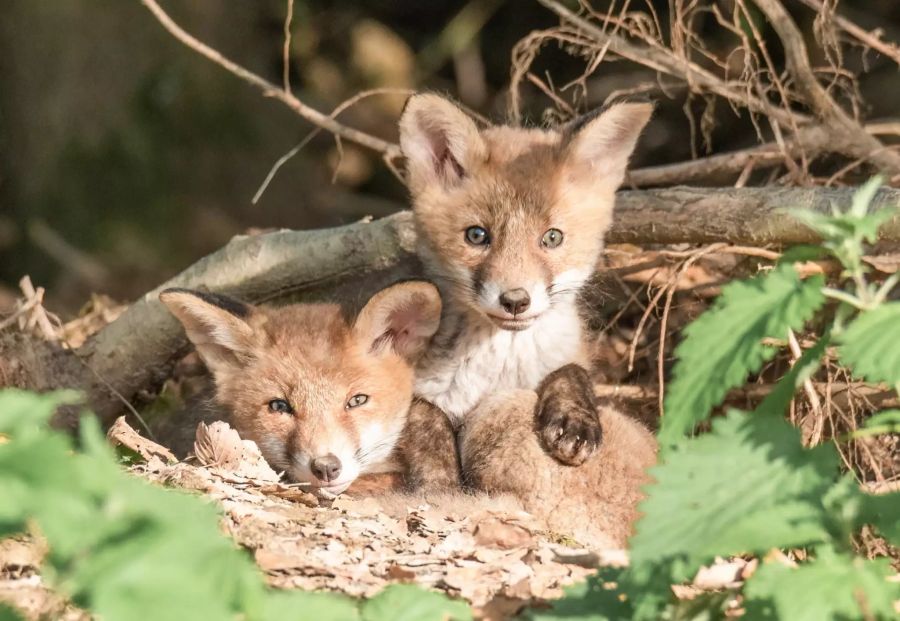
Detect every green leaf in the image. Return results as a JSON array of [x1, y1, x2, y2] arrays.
[[743, 547, 899, 620], [0, 389, 81, 435], [631, 411, 838, 571], [859, 493, 900, 546], [662, 264, 825, 443], [790, 178, 897, 271], [852, 410, 900, 438], [361, 585, 469, 621], [0, 604, 24, 621], [777, 244, 828, 265], [263, 590, 361, 621], [839, 302, 900, 387], [362, 585, 471, 621], [525, 569, 633, 620], [849, 175, 884, 219]]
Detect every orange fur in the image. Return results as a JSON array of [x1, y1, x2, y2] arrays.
[[160, 282, 657, 550], [159, 282, 440, 495]]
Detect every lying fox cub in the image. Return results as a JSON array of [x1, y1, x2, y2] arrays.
[[160, 282, 656, 547], [400, 95, 653, 467]]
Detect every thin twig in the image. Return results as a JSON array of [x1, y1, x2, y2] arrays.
[[753, 0, 900, 175], [141, 0, 401, 160], [252, 88, 413, 204], [796, 0, 900, 68], [282, 0, 295, 93], [536, 0, 808, 129], [787, 328, 823, 431]]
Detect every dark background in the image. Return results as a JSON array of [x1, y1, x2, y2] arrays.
[[2, 0, 899, 315]]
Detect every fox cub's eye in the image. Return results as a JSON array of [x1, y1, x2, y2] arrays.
[[541, 228, 564, 248], [268, 399, 294, 414], [465, 226, 490, 246], [346, 394, 369, 409]]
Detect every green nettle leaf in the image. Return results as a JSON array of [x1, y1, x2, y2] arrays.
[[789, 177, 896, 271], [661, 264, 825, 443], [839, 302, 900, 387], [361, 585, 472, 621], [630, 411, 837, 571], [0, 604, 25, 621], [0, 389, 81, 435], [263, 591, 361, 621], [743, 548, 899, 620], [859, 493, 900, 546]]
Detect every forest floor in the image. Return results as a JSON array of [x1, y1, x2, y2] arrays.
[[0, 243, 897, 620]]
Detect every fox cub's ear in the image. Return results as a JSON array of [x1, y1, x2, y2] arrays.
[[354, 281, 441, 361], [563, 101, 653, 189], [399, 94, 487, 193], [159, 288, 257, 376]]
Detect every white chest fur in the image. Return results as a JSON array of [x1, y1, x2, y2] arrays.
[[415, 303, 585, 425]]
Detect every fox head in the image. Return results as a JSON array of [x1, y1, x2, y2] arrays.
[[399, 94, 652, 331], [160, 281, 441, 494]]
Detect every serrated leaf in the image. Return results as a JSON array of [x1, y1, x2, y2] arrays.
[[852, 410, 900, 439], [263, 590, 360, 621], [777, 244, 829, 265], [860, 493, 900, 546], [631, 411, 837, 571], [839, 303, 900, 387], [662, 264, 825, 443], [362, 585, 471, 621], [0, 604, 24, 621], [0, 389, 81, 435], [743, 548, 899, 620]]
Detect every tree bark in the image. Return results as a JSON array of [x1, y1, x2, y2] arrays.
[[613, 186, 900, 245], [4, 186, 899, 425]]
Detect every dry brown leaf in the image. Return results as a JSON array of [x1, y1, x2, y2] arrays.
[[473, 516, 535, 549], [194, 421, 244, 470], [106, 416, 176, 464], [193, 421, 280, 482]]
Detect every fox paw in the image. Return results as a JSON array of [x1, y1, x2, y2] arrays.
[[535, 364, 602, 466]]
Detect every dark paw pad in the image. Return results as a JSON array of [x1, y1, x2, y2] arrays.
[[535, 364, 602, 466]]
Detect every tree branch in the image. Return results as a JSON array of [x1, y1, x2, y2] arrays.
[[796, 0, 900, 68], [140, 0, 401, 161], [4, 186, 895, 424], [752, 0, 900, 175], [535, 0, 808, 129]]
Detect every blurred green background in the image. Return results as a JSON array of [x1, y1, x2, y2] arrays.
[[2, 0, 899, 316]]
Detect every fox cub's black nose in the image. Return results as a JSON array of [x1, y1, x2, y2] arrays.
[[310, 454, 342, 482], [499, 288, 531, 316]]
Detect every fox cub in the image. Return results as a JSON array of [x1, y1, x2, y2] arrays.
[[400, 94, 653, 466], [160, 283, 656, 547]]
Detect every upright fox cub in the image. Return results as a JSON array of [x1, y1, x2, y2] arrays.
[[160, 283, 656, 547], [400, 94, 652, 465]]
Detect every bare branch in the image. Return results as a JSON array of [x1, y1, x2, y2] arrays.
[[141, 0, 401, 161], [796, 0, 900, 68], [535, 0, 808, 129], [752, 0, 900, 175]]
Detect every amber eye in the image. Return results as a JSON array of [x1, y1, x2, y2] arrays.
[[268, 399, 293, 415], [346, 394, 369, 409], [541, 228, 564, 248], [465, 226, 490, 246]]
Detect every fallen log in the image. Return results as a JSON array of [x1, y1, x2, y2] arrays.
[[3, 186, 899, 425]]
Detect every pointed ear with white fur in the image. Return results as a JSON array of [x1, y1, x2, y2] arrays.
[[563, 102, 653, 190], [354, 281, 442, 362], [159, 288, 258, 377], [399, 94, 487, 193]]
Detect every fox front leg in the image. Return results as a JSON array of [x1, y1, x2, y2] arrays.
[[534, 364, 603, 466]]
